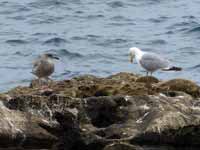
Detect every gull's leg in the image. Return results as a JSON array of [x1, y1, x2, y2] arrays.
[[145, 71, 149, 89], [146, 76, 150, 94], [45, 77, 53, 85], [40, 78, 49, 90], [146, 71, 149, 77], [146, 72, 153, 94], [149, 72, 154, 93], [38, 77, 42, 86], [37, 77, 46, 87], [46, 77, 53, 82]]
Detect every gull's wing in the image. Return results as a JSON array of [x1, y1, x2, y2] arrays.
[[32, 57, 42, 74], [139, 53, 169, 72]]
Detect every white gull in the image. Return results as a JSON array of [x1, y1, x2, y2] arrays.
[[129, 47, 182, 76]]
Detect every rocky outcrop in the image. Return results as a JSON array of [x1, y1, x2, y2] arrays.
[[0, 72, 200, 149], [0, 101, 57, 149], [7, 72, 200, 98]]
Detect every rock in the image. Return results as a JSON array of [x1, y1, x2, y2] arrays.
[[1, 72, 200, 149], [108, 72, 138, 82], [81, 94, 200, 147], [103, 143, 142, 150], [6, 94, 82, 119], [39, 87, 54, 96], [136, 76, 159, 84], [0, 101, 57, 149], [6, 73, 200, 98], [54, 111, 85, 150], [157, 79, 200, 97], [84, 96, 131, 128], [0, 93, 12, 101]]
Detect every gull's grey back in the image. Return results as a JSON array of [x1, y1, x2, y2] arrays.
[[139, 52, 169, 72]]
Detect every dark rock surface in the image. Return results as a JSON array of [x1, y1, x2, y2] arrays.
[[0, 72, 200, 149]]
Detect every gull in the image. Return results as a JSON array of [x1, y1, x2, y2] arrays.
[[129, 47, 182, 76], [32, 53, 59, 81]]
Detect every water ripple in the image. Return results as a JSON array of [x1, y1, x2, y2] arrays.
[[180, 47, 200, 55], [187, 26, 200, 33], [107, 1, 125, 8], [167, 21, 198, 32], [28, 0, 68, 9], [86, 53, 118, 60], [187, 64, 200, 71], [149, 39, 167, 45], [0, 0, 200, 92], [182, 15, 196, 19], [148, 16, 169, 23], [56, 49, 83, 59], [14, 51, 32, 57], [95, 38, 129, 47], [86, 14, 104, 19], [111, 15, 133, 22], [0, 3, 30, 15], [43, 37, 69, 46], [70, 34, 101, 42], [191, 64, 200, 69], [0, 66, 29, 70], [6, 39, 28, 45]]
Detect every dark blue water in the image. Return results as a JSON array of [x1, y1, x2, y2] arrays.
[[0, 0, 200, 91]]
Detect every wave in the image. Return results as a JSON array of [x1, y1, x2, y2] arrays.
[[32, 32, 56, 36], [179, 47, 198, 54], [43, 37, 69, 46], [186, 64, 200, 71], [85, 53, 117, 60], [187, 26, 200, 33], [13, 51, 32, 57], [70, 36, 85, 41], [75, 10, 84, 14], [111, 15, 130, 21], [57, 49, 83, 59], [8, 15, 26, 21], [86, 34, 101, 38], [71, 35, 101, 42], [6, 39, 28, 45], [191, 64, 200, 69], [0, 66, 29, 70], [182, 15, 196, 19], [108, 22, 135, 26], [167, 21, 198, 33], [148, 16, 169, 23], [107, 1, 124, 8], [29, 0, 68, 9], [95, 38, 128, 47], [86, 14, 104, 19], [149, 39, 167, 45]]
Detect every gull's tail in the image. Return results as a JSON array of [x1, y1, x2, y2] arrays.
[[162, 66, 182, 71]]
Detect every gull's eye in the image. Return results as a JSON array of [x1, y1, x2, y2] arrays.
[[47, 54, 53, 57]]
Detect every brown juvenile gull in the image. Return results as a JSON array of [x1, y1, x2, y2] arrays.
[[129, 47, 182, 76], [32, 53, 59, 81]]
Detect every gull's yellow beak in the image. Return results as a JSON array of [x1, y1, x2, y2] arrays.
[[129, 54, 134, 63]]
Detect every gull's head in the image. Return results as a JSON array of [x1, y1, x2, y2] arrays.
[[43, 53, 59, 60], [129, 47, 141, 63]]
